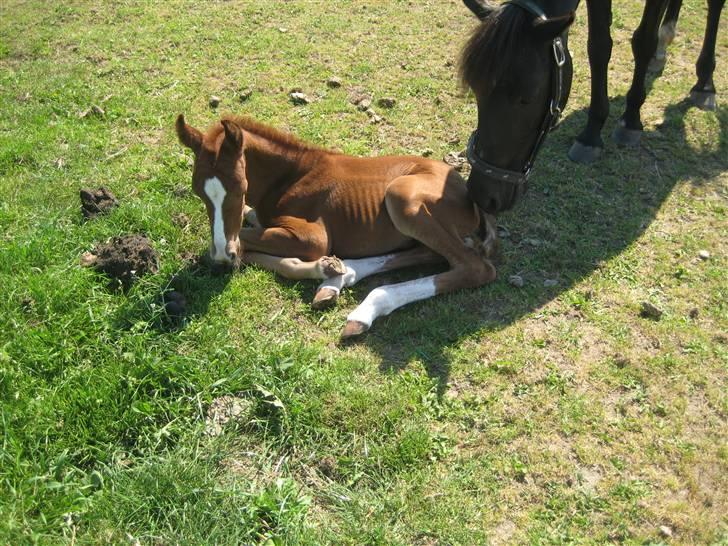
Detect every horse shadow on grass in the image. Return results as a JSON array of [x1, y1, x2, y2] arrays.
[[340, 96, 728, 395], [110, 256, 234, 333]]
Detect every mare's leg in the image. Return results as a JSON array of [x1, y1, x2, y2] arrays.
[[242, 252, 345, 280], [690, 0, 725, 110], [341, 173, 496, 338], [649, 0, 683, 73], [613, 0, 670, 146], [569, 0, 614, 164], [312, 246, 445, 309]]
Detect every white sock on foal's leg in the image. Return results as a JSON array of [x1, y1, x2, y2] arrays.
[[342, 276, 438, 337], [312, 253, 402, 309]]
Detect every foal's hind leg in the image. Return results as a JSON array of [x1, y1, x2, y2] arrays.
[[312, 246, 444, 309], [341, 173, 495, 338], [690, 0, 725, 111]]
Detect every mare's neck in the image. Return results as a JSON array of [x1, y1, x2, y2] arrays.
[[242, 131, 309, 208]]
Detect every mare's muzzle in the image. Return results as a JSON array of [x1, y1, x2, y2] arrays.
[[466, 171, 528, 214]]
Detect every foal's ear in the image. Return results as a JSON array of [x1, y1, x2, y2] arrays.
[[220, 119, 244, 154], [176, 114, 202, 153], [530, 12, 575, 41], [463, 0, 497, 20]]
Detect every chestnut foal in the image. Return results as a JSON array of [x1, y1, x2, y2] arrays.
[[176, 114, 497, 338]]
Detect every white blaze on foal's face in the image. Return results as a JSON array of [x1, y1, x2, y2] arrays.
[[204, 176, 237, 263]]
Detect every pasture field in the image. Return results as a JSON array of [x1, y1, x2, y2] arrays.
[[1, 0, 726, 544]]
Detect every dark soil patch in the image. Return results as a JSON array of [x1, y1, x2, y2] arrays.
[[80, 187, 118, 219], [90, 234, 159, 288]]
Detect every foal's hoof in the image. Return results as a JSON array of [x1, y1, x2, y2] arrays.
[[340, 320, 369, 340], [568, 140, 602, 164], [612, 122, 642, 147], [690, 90, 717, 111], [311, 287, 339, 310], [317, 256, 346, 278]]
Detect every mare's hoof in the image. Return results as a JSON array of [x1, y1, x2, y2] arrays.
[[312, 287, 339, 310], [340, 320, 369, 340], [690, 90, 717, 111], [568, 140, 602, 164], [648, 55, 666, 74], [612, 122, 642, 147], [318, 256, 346, 277]]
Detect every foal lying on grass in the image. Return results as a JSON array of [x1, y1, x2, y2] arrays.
[[176, 114, 498, 339]]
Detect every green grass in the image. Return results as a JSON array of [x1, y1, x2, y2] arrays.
[[1, 0, 727, 544]]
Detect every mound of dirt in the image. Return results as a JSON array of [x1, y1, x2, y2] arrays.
[[80, 187, 118, 218], [82, 234, 159, 288]]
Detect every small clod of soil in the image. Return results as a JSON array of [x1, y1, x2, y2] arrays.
[[205, 395, 254, 436], [164, 290, 187, 320], [171, 212, 190, 228], [238, 88, 253, 102], [326, 76, 342, 89], [377, 97, 396, 108], [85, 234, 159, 288], [356, 98, 372, 111], [508, 274, 524, 288], [317, 455, 339, 479], [80, 187, 118, 219], [290, 92, 311, 105], [349, 91, 371, 107], [640, 301, 663, 320], [209, 95, 221, 108]]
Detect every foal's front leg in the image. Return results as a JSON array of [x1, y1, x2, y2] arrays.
[[240, 219, 345, 279], [243, 252, 345, 280]]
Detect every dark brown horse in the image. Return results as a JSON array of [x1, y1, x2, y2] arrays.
[[460, 0, 725, 214], [176, 115, 497, 338]]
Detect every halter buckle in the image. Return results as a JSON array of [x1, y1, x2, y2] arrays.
[[552, 37, 566, 67]]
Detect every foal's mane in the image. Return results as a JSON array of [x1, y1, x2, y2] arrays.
[[216, 115, 337, 155], [459, 4, 529, 92]]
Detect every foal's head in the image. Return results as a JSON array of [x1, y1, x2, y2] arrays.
[[460, 0, 576, 213], [176, 114, 246, 267]]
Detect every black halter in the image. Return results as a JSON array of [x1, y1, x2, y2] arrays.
[[466, 0, 567, 191]]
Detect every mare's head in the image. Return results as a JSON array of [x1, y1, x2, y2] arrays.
[[176, 114, 246, 267], [460, 0, 576, 213]]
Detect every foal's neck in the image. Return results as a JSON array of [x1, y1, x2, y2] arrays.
[[242, 131, 311, 208]]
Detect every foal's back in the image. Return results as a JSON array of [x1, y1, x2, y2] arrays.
[[280, 153, 470, 258]]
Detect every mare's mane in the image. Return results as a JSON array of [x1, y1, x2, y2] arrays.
[[459, 4, 529, 92]]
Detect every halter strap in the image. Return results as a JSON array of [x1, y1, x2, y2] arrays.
[[465, 2, 567, 191], [504, 0, 548, 20]]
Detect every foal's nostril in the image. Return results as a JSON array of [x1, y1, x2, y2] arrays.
[[228, 251, 238, 262]]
